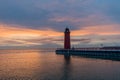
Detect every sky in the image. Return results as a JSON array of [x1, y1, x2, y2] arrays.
[[0, 0, 120, 49]]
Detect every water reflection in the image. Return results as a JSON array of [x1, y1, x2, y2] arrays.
[[0, 50, 120, 80], [0, 50, 43, 79], [61, 56, 72, 80], [64, 54, 71, 65]]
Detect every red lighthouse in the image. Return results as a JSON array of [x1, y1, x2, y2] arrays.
[[64, 28, 71, 49]]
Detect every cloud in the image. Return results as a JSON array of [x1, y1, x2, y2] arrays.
[[0, 24, 63, 47], [1, 22, 120, 48], [0, 0, 120, 48], [71, 24, 120, 36], [0, 0, 119, 31]]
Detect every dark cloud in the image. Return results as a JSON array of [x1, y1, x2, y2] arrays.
[[72, 38, 91, 43], [0, 0, 119, 31]]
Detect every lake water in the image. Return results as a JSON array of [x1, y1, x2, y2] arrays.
[[0, 49, 120, 80]]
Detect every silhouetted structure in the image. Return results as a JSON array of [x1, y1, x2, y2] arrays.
[[64, 28, 71, 49], [56, 28, 120, 61]]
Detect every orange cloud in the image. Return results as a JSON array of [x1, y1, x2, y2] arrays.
[[0, 24, 63, 46], [72, 24, 120, 36], [0, 24, 63, 39], [0, 23, 120, 47]]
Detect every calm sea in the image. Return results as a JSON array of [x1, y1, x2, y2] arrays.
[[0, 49, 120, 80]]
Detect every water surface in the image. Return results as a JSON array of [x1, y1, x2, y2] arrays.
[[0, 49, 120, 80]]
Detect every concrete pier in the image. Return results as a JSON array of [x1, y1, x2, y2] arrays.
[[56, 49, 120, 60]]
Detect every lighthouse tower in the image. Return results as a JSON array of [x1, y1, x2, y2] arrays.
[[64, 28, 71, 49]]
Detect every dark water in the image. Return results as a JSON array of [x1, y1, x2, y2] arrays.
[[0, 50, 120, 80]]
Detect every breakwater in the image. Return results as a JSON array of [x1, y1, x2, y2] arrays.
[[56, 49, 120, 60]]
